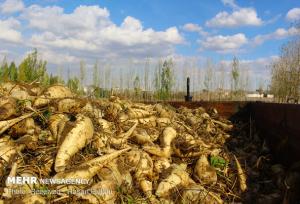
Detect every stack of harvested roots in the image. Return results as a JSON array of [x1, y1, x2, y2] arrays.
[[0, 82, 284, 203]]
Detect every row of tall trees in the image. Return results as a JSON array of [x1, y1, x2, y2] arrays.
[[0, 49, 176, 100], [84, 56, 251, 101], [0, 49, 64, 85], [201, 57, 250, 100], [1, 49, 253, 101], [0, 49, 80, 93], [271, 38, 300, 102]]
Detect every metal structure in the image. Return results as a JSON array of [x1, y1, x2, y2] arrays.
[[184, 77, 193, 102]]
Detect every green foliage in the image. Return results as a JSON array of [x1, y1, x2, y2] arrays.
[[67, 76, 81, 94], [17, 49, 47, 83], [231, 56, 240, 92], [133, 75, 141, 97], [0, 58, 18, 82], [43, 109, 52, 120], [41, 73, 50, 86], [78, 60, 87, 94], [116, 185, 146, 204], [0, 50, 50, 85], [271, 38, 300, 102], [92, 87, 110, 98], [93, 60, 99, 87], [0, 57, 9, 82], [16, 99, 31, 113], [49, 74, 64, 85], [204, 58, 214, 91], [210, 156, 227, 169], [8, 62, 18, 81], [35, 109, 52, 129], [92, 87, 101, 98], [154, 59, 174, 100]]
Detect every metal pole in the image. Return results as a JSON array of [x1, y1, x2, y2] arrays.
[[185, 77, 192, 102], [187, 77, 190, 98]]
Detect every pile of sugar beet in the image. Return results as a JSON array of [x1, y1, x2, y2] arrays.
[[0, 82, 292, 204]]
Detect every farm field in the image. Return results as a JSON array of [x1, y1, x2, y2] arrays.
[[1, 82, 297, 203]]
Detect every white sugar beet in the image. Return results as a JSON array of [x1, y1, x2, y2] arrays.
[[55, 114, 94, 172]]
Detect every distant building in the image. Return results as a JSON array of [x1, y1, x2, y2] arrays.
[[246, 93, 274, 98], [246, 93, 263, 98], [246, 93, 274, 101]]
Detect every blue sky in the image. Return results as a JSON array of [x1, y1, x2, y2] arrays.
[[23, 0, 298, 58], [0, 0, 300, 89]]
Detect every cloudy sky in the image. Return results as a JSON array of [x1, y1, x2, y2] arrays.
[[0, 0, 299, 89]]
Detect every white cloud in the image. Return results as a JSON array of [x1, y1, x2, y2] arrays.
[[254, 27, 300, 45], [39, 49, 79, 65], [0, 0, 24, 13], [0, 18, 22, 43], [29, 32, 99, 51], [199, 33, 248, 53], [264, 14, 282, 25], [221, 0, 239, 9], [121, 16, 143, 31], [286, 8, 300, 21], [182, 23, 208, 36], [19, 4, 184, 64], [22, 5, 111, 34], [183, 23, 202, 32], [206, 8, 263, 27]]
